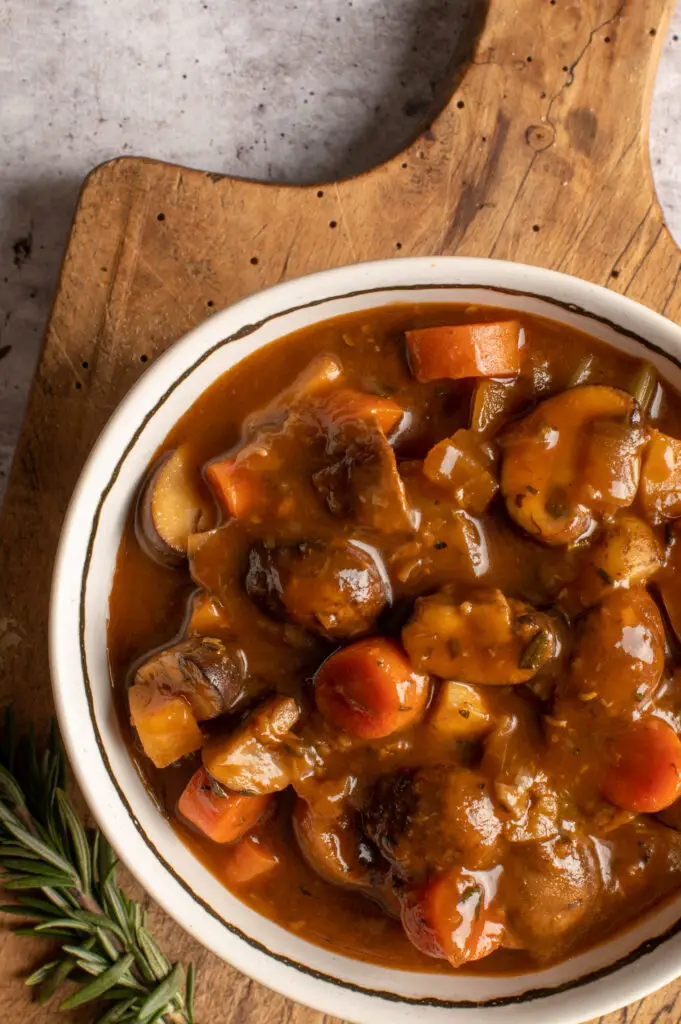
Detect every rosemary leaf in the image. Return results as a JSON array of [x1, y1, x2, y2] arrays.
[[74, 908, 128, 942], [96, 996, 141, 1024], [25, 959, 61, 987], [103, 865, 134, 944], [0, 715, 196, 1021], [35, 917, 95, 935], [16, 894, 63, 912], [0, 763, 25, 807], [138, 926, 171, 979], [3, 872, 76, 889], [97, 923, 121, 961], [38, 956, 77, 1005], [0, 903, 55, 920], [57, 789, 93, 894], [92, 828, 102, 884], [41, 885, 72, 911], [135, 962, 185, 1023], [59, 952, 136, 1009], [62, 943, 109, 966], [0, 843, 43, 859], [1, 856, 75, 875], [0, 802, 77, 880]]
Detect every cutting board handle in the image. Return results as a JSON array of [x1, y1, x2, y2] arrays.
[[351, 0, 680, 316]]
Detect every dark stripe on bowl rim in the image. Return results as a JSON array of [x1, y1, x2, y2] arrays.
[[77, 280, 681, 1010]]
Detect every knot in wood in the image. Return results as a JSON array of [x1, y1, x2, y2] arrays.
[[525, 123, 555, 152]]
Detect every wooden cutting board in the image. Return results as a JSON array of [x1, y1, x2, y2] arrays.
[[2, 1, 681, 1021]]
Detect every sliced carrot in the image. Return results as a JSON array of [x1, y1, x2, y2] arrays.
[[406, 321, 522, 383], [314, 637, 429, 739], [223, 835, 280, 884], [178, 767, 272, 844], [129, 685, 203, 769], [400, 865, 506, 966], [601, 718, 681, 813], [205, 459, 269, 520]]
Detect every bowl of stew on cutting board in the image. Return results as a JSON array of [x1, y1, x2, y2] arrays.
[[50, 257, 681, 1023]]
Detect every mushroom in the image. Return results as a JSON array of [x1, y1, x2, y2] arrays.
[[293, 797, 379, 890], [136, 446, 214, 565], [202, 694, 301, 794], [500, 385, 645, 546], [131, 637, 247, 722], [571, 514, 661, 610]]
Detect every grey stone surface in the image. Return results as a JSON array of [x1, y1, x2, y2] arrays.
[[0, 0, 680, 509]]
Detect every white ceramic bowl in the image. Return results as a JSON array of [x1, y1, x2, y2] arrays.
[[50, 257, 681, 1024]]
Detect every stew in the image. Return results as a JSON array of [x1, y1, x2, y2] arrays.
[[109, 303, 681, 974]]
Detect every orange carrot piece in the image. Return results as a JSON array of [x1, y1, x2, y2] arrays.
[[314, 637, 429, 739], [205, 459, 268, 519], [601, 718, 681, 813], [178, 767, 272, 844], [223, 835, 280, 884], [129, 685, 203, 769], [406, 321, 522, 383], [401, 866, 506, 966]]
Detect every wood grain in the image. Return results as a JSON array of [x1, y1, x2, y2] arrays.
[[1, 1, 680, 1021]]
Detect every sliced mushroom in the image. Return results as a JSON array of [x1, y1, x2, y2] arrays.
[[572, 515, 661, 610], [202, 694, 301, 794], [500, 385, 644, 546], [136, 446, 214, 565], [132, 637, 247, 722], [402, 588, 557, 684]]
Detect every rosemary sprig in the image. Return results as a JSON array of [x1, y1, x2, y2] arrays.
[[0, 708, 196, 1023]]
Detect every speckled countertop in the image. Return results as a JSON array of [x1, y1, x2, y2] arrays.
[[1, 0, 681, 509]]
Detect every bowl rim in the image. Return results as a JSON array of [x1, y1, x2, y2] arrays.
[[49, 256, 681, 1022]]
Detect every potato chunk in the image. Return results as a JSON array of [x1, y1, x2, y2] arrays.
[[428, 681, 492, 740], [128, 688, 203, 769], [423, 429, 498, 515], [402, 588, 556, 684]]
